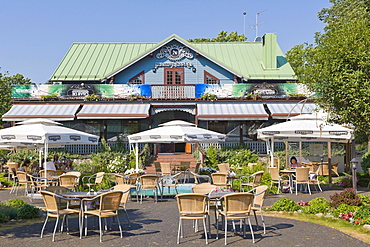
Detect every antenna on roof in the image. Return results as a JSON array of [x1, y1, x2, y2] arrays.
[[252, 9, 267, 42]]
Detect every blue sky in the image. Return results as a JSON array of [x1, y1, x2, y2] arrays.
[[0, 0, 330, 84]]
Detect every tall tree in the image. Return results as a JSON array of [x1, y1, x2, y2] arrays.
[[286, 0, 370, 143], [188, 31, 247, 42]]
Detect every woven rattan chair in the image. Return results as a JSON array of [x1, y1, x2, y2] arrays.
[[40, 191, 80, 241], [27, 174, 49, 201], [211, 173, 231, 188], [115, 174, 125, 185], [160, 163, 172, 176], [240, 171, 264, 192], [153, 161, 161, 174], [14, 171, 29, 195], [81, 191, 124, 242], [82, 172, 105, 191], [309, 171, 322, 192], [138, 174, 160, 204], [176, 193, 209, 244], [6, 162, 19, 182], [292, 167, 311, 195], [59, 174, 79, 191], [250, 185, 268, 234], [124, 173, 140, 202], [269, 167, 290, 193], [113, 184, 132, 227], [217, 163, 229, 173], [160, 173, 181, 200], [216, 192, 255, 245], [192, 183, 218, 228]]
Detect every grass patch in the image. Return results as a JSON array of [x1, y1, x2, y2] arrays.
[[0, 217, 46, 232], [264, 211, 370, 244]]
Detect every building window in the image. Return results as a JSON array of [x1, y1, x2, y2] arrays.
[[204, 71, 220, 84], [129, 71, 145, 84], [165, 68, 184, 84], [208, 121, 227, 134]]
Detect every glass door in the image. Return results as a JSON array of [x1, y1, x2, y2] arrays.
[[165, 68, 184, 84]]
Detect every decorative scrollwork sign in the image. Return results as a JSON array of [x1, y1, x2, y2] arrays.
[[156, 45, 193, 61]]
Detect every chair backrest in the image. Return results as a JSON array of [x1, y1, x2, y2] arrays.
[[252, 171, 264, 186], [296, 167, 310, 182], [269, 157, 280, 169], [54, 170, 65, 176], [59, 174, 78, 187], [16, 171, 28, 183], [192, 183, 217, 193], [115, 174, 125, 185], [41, 191, 59, 213], [176, 193, 207, 215], [113, 184, 131, 205], [40, 169, 56, 179], [268, 167, 280, 181], [160, 163, 171, 175], [253, 185, 268, 209], [223, 193, 254, 215], [217, 163, 228, 173], [46, 186, 71, 194], [95, 172, 105, 183], [7, 162, 19, 170], [153, 162, 161, 173], [211, 173, 227, 185], [99, 191, 123, 211], [66, 171, 81, 179], [180, 161, 190, 171], [140, 175, 159, 189]]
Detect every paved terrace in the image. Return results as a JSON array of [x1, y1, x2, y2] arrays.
[[0, 186, 369, 247]]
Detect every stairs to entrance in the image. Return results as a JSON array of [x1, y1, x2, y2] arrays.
[[145, 153, 198, 174]]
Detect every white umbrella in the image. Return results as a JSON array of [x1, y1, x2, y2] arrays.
[[127, 120, 226, 170]]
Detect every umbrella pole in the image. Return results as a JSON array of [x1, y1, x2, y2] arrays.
[[44, 140, 48, 186], [135, 143, 139, 171]]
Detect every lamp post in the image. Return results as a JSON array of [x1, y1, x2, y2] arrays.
[[320, 155, 324, 176], [350, 158, 358, 191], [243, 12, 247, 38], [0, 158, 6, 173]]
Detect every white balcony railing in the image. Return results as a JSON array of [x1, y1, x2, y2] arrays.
[[151, 85, 195, 99]]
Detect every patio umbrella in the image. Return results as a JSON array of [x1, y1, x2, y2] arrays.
[[128, 120, 226, 170], [0, 118, 99, 182]]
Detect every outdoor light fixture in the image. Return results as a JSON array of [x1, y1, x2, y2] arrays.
[[350, 158, 358, 191], [320, 155, 324, 175], [192, 67, 196, 73], [0, 158, 5, 173], [152, 68, 156, 73]]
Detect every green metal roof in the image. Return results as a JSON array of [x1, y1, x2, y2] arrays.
[[50, 34, 296, 82]]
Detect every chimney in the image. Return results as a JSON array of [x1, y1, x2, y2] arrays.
[[262, 33, 277, 69]]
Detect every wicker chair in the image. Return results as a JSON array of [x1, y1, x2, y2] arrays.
[[216, 192, 255, 245], [211, 173, 230, 188], [269, 167, 290, 193], [240, 171, 264, 192], [13, 171, 29, 195], [153, 161, 161, 174], [59, 174, 79, 191], [160, 163, 172, 176], [160, 173, 181, 200], [115, 174, 125, 185], [138, 175, 160, 204], [82, 172, 105, 191], [250, 185, 268, 234], [80, 191, 124, 242], [217, 163, 229, 173], [113, 184, 132, 227], [292, 167, 311, 195], [27, 175, 49, 202], [40, 191, 80, 241], [176, 193, 209, 244]]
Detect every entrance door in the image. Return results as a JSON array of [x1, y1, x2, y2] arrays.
[[165, 68, 184, 84]]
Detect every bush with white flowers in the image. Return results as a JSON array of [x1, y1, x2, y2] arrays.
[[124, 168, 145, 175]]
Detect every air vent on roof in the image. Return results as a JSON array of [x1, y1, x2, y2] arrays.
[[254, 36, 262, 42]]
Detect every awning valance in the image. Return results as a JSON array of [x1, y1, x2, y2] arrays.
[[197, 103, 268, 120], [2, 104, 80, 121], [76, 103, 150, 119], [266, 103, 318, 119], [152, 107, 196, 115]]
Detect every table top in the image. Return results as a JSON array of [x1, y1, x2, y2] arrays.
[[61, 191, 102, 198], [280, 169, 297, 173]]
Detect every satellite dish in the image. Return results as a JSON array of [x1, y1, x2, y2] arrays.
[[254, 36, 262, 42]]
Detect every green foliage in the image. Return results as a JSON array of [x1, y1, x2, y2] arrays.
[[0, 205, 18, 219], [226, 149, 258, 168], [360, 150, 370, 172], [17, 204, 40, 219], [353, 206, 370, 225], [0, 172, 11, 187], [359, 194, 370, 206], [4, 199, 27, 209], [286, 0, 370, 138], [200, 93, 217, 101], [302, 197, 330, 214], [269, 198, 301, 212], [188, 31, 247, 42], [0, 213, 9, 223], [330, 188, 362, 208], [84, 94, 101, 101], [332, 203, 360, 218], [7, 149, 40, 164], [205, 145, 218, 169]]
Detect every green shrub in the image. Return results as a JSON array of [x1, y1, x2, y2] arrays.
[[358, 194, 370, 206], [205, 145, 218, 169], [330, 188, 362, 208], [0, 213, 9, 223], [353, 206, 370, 225], [332, 203, 360, 218], [17, 204, 40, 219], [269, 198, 301, 212], [5, 199, 27, 209], [0, 206, 19, 219], [302, 197, 330, 214], [360, 150, 370, 172]]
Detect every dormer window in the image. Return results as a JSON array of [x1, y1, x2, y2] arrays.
[[129, 71, 145, 84], [204, 71, 220, 84]]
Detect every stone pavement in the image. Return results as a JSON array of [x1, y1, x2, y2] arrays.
[[0, 186, 369, 247]]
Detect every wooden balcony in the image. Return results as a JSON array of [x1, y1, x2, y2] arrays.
[[151, 85, 195, 99]]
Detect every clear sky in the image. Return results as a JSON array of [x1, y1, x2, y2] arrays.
[[0, 0, 330, 84]]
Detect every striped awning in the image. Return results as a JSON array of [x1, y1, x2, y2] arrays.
[[197, 103, 268, 120], [77, 103, 150, 119], [2, 104, 80, 121], [267, 103, 318, 119]]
